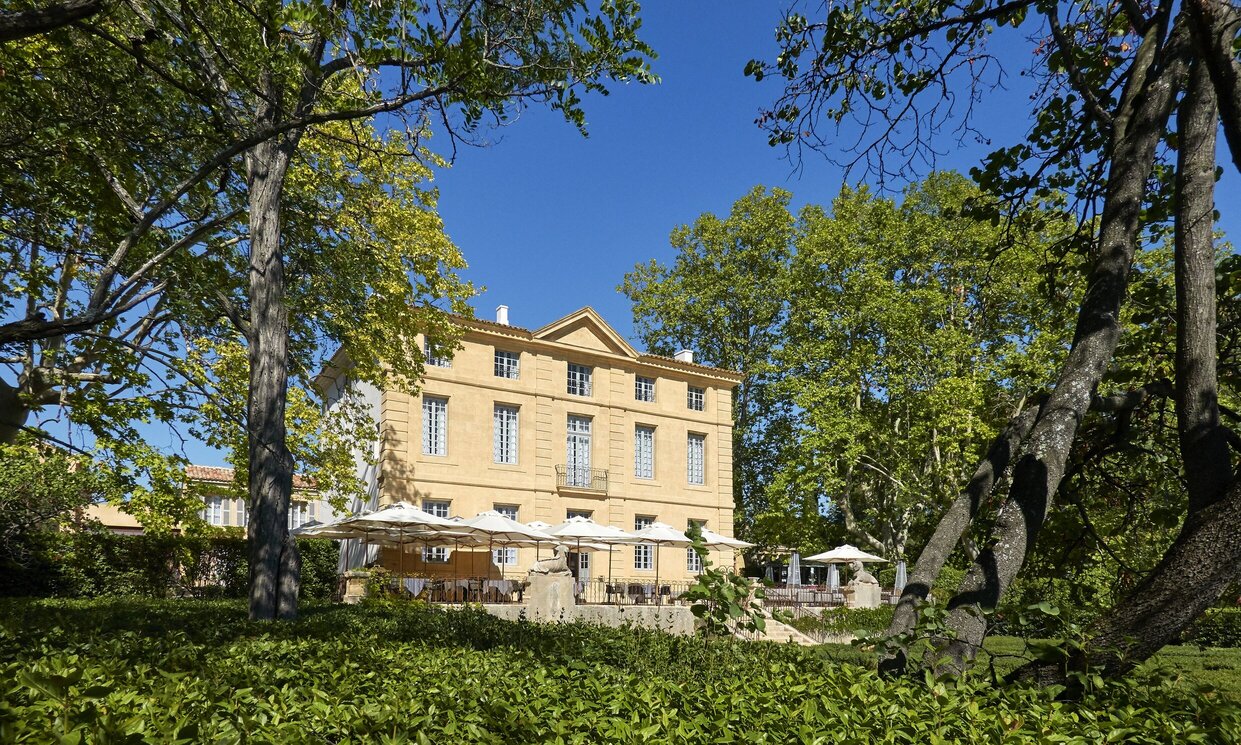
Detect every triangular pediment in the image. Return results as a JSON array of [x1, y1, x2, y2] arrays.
[[533, 307, 639, 358]]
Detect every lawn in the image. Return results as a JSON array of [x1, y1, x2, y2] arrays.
[[2, 599, 1239, 743]]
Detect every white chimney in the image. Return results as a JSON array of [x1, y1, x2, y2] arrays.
[[496, 305, 509, 325], [674, 349, 694, 363]]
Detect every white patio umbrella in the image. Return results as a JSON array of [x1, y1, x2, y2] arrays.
[[628, 521, 693, 605], [803, 544, 889, 565], [339, 502, 478, 580], [545, 516, 640, 591], [894, 560, 908, 593], [458, 511, 555, 579], [698, 527, 753, 549], [787, 550, 802, 588], [293, 515, 358, 540], [526, 521, 555, 559], [827, 564, 840, 593]]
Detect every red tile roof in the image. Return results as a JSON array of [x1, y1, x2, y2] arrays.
[[185, 465, 316, 491]]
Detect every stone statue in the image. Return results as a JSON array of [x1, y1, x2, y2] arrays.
[[849, 559, 878, 586], [528, 544, 571, 576]]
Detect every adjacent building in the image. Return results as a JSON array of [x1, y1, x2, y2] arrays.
[[319, 306, 742, 583], [83, 465, 329, 534]]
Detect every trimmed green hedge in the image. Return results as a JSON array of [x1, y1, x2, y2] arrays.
[[790, 605, 895, 638], [1184, 607, 1241, 648], [1, 599, 1238, 743], [1, 532, 338, 601]]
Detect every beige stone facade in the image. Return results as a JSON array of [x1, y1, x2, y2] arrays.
[[324, 307, 741, 583]]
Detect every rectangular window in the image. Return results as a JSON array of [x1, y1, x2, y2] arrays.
[[565, 415, 592, 487], [494, 503, 519, 562], [567, 363, 593, 396], [423, 500, 451, 562], [494, 350, 519, 379], [634, 515, 654, 570], [203, 496, 226, 526], [635, 375, 655, 402], [288, 500, 315, 530], [236, 498, 247, 528], [634, 425, 655, 479], [687, 519, 706, 572], [493, 404, 519, 464], [424, 339, 451, 368], [567, 509, 593, 520], [422, 396, 448, 456], [687, 433, 705, 485], [687, 386, 705, 411]]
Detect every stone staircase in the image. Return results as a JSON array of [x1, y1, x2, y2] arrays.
[[734, 618, 821, 646]]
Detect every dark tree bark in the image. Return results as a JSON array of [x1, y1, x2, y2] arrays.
[[1187, 0, 1241, 174], [0, 0, 105, 41], [1172, 62, 1232, 515], [245, 135, 297, 622], [879, 400, 1043, 676], [1012, 58, 1237, 685], [936, 14, 1192, 672]]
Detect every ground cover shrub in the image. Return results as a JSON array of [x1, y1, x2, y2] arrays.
[[2, 599, 1238, 743], [1183, 607, 1241, 648]]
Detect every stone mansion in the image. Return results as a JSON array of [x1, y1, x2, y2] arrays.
[[317, 306, 741, 583]]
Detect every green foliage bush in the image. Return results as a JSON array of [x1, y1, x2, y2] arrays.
[[1184, 608, 1241, 648], [1, 532, 338, 601], [2, 599, 1238, 743]]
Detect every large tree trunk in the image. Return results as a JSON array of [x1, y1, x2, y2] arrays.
[[0, 381, 30, 445], [879, 401, 1043, 676], [1013, 58, 1237, 685], [1171, 61, 1231, 515], [1186, 0, 1241, 174], [935, 17, 1191, 672], [245, 136, 298, 622]]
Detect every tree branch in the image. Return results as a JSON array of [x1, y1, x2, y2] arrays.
[[0, 0, 105, 41]]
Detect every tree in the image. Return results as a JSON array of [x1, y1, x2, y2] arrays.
[[751, 0, 1240, 679], [0, 440, 120, 593], [76, 0, 655, 621], [777, 173, 1078, 562], [620, 186, 796, 542]]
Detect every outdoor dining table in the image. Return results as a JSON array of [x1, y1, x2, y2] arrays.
[[403, 578, 428, 597]]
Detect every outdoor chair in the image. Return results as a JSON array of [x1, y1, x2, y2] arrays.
[[605, 584, 622, 604], [627, 583, 647, 604]]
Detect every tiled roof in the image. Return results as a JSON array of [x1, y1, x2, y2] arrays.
[[185, 465, 316, 491]]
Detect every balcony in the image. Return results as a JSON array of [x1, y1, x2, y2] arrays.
[[556, 465, 609, 495]]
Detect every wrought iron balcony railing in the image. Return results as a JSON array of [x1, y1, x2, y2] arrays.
[[556, 465, 609, 494]]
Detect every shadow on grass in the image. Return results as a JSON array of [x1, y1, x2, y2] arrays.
[[0, 597, 875, 680]]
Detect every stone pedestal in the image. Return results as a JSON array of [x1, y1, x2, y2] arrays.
[[342, 570, 370, 604], [525, 574, 575, 622], [844, 581, 881, 609]]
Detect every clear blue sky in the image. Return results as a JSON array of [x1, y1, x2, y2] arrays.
[[431, 2, 1238, 341], [178, 1, 1238, 466]]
